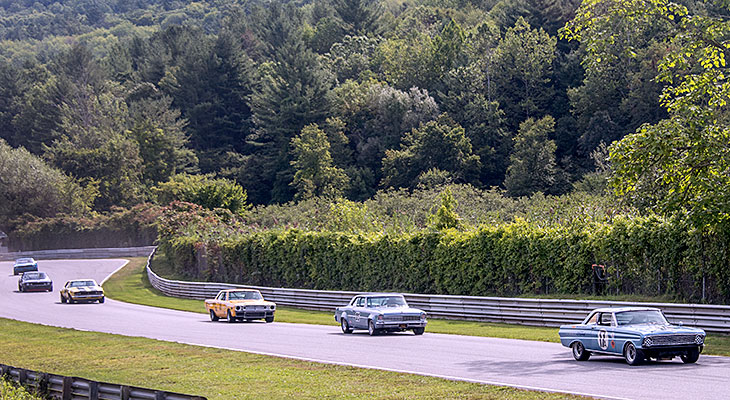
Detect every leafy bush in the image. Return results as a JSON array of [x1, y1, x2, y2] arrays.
[[0, 378, 44, 400], [159, 208, 730, 304], [152, 174, 248, 214]]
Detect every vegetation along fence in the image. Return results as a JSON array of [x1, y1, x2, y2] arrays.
[[0, 247, 157, 262], [0, 364, 205, 400], [147, 262, 730, 334]]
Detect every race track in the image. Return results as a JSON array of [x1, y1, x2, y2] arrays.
[[2, 259, 729, 400]]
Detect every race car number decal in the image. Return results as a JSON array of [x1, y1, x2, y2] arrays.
[[598, 329, 609, 350], [598, 329, 615, 351]]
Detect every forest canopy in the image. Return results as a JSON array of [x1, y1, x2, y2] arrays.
[[1, 0, 728, 233]]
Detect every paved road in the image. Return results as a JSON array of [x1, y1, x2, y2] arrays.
[[2, 259, 729, 400]]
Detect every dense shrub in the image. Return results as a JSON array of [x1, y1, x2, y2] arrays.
[[160, 212, 730, 304], [8, 204, 160, 251]]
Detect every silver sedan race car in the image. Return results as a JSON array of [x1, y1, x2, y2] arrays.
[[334, 293, 427, 336]]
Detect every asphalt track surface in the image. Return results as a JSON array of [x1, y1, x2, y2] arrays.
[[2, 259, 729, 400]]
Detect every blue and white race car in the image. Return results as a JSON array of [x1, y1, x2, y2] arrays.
[[559, 307, 705, 365]]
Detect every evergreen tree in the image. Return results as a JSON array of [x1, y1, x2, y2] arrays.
[[504, 116, 560, 197]]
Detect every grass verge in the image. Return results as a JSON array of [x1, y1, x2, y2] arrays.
[[104, 257, 730, 356], [0, 318, 586, 400]]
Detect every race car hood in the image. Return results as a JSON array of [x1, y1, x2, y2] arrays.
[[70, 286, 103, 292], [228, 299, 275, 306], [378, 306, 424, 315], [622, 324, 704, 335]]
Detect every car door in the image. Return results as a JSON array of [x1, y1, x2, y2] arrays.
[[353, 296, 367, 328], [595, 312, 618, 353]]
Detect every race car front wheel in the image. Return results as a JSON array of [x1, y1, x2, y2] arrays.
[[681, 348, 700, 364]]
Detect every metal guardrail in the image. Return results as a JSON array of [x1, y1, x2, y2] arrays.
[[0, 247, 157, 261], [147, 259, 730, 334], [0, 364, 206, 400]]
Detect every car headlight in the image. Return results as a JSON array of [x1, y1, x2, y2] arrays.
[[270, 305, 275, 310], [643, 337, 653, 347], [695, 335, 704, 345], [420, 312, 427, 321], [377, 314, 383, 321]]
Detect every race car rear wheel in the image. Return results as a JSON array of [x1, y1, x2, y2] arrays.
[[210, 310, 219, 322], [624, 342, 644, 366], [341, 318, 352, 334], [572, 341, 590, 361], [681, 348, 700, 364]]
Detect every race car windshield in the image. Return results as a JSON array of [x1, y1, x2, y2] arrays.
[[615, 310, 668, 326], [367, 296, 407, 308], [229, 291, 262, 300], [71, 280, 95, 287], [23, 272, 43, 279]]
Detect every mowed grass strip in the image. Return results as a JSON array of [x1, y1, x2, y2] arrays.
[[0, 318, 587, 400], [104, 257, 730, 356]]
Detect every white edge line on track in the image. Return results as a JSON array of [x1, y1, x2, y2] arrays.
[[100, 259, 130, 286], [94, 259, 629, 400]]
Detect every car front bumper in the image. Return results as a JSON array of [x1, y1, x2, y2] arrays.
[[233, 310, 275, 319], [375, 321, 427, 330], [70, 293, 104, 301], [21, 283, 52, 291]]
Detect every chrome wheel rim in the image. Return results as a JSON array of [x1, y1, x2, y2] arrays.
[[341, 319, 348, 332], [626, 344, 636, 362]]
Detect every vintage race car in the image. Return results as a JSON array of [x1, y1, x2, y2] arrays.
[[205, 289, 276, 323], [18, 271, 53, 292], [559, 307, 705, 365], [60, 279, 105, 303], [13, 258, 38, 275], [334, 293, 427, 336]]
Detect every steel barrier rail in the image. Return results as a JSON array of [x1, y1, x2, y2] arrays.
[[0, 246, 156, 261], [146, 263, 730, 334], [0, 364, 206, 400]]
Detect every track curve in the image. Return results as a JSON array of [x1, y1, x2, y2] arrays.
[[1, 259, 729, 400]]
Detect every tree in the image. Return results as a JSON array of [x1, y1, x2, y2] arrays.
[[332, 0, 382, 36], [427, 187, 462, 230], [495, 17, 557, 125], [564, 0, 730, 227], [504, 116, 560, 197], [290, 124, 349, 200], [382, 114, 481, 189], [152, 173, 248, 214], [0, 139, 94, 228]]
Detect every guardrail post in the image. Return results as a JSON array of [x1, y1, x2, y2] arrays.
[[89, 381, 99, 400], [121, 385, 130, 400], [155, 390, 165, 400], [18, 369, 26, 384], [0, 365, 9, 379], [62, 376, 72, 400]]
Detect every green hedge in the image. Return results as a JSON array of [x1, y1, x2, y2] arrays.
[[160, 216, 730, 304]]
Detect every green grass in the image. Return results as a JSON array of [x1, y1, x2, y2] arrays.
[[104, 257, 730, 356], [0, 318, 587, 400]]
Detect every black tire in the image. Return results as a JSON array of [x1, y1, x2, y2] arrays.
[[210, 310, 219, 322], [60, 294, 67, 303], [68, 296, 75, 304], [99, 297, 105, 304], [49, 285, 53, 292], [624, 342, 644, 366], [265, 316, 274, 323], [368, 320, 377, 336], [572, 341, 591, 361], [681, 348, 700, 364], [341, 318, 353, 334], [413, 327, 425, 335], [226, 310, 236, 323], [18, 285, 23, 292]]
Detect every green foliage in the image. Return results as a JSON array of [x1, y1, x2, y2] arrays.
[[0, 139, 94, 231], [290, 124, 350, 200], [428, 188, 462, 230], [152, 174, 248, 214], [503, 115, 561, 197], [0, 378, 43, 400], [159, 211, 730, 304], [381, 114, 480, 189]]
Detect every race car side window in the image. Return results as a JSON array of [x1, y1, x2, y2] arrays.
[[586, 313, 598, 325], [599, 313, 613, 326], [216, 292, 225, 301], [356, 297, 366, 307]]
